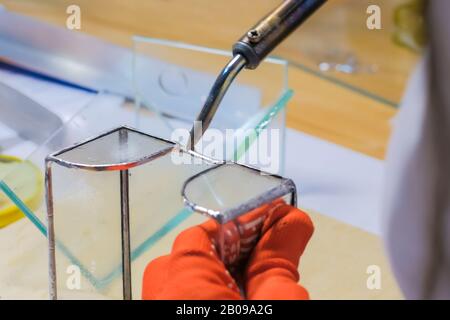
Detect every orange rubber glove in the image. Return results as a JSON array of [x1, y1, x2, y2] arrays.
[[142, 201, 314, 300]]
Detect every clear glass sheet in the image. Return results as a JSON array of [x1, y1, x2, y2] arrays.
[[133, 36, 290, 174], [183, 163, 287, 215], [55, 128, 173, 167], [128, 151, 212, 298], [133, 36, 287, 127], [51, 167, 124, 299]]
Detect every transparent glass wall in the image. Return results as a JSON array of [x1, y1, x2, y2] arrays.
[[133, 36, 290, 175]]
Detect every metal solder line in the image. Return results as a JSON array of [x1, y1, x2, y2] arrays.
[[119, 128, 132, 300], [187, 54, 247, 150]]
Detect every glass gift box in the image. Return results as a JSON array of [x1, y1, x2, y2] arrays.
[[0, 37, 292, 299]]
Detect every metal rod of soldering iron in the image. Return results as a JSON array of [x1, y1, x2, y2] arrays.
[[187, 54, 246, 150], [187, 0, 327, 150]]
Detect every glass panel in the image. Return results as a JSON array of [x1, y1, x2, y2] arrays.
[[56, 128, 173, 167], [183, 163, 286, 215], [133, 36, 290, 174], [133, 37, 287, 127], [128, 151, 212, 298], [51, 167, 124, 299]]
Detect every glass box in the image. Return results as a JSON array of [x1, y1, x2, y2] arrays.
[[44, 126, 297, 299]]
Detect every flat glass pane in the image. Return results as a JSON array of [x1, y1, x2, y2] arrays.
[[128, 151, 212, 298], [56, 128, 173, 167], [133, 36, 290, 174], [183, 163, 288, 217], [52, 167, 123, 299]]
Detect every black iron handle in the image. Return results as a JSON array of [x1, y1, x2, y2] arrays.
[[233, 0, 327, 69]]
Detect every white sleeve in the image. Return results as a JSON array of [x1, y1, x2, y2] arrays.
[[383, 0, 450, 299]]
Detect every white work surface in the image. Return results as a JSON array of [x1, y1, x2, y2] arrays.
[[0, 68, 385, 235]]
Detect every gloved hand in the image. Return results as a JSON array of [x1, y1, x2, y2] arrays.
[[142, 200, 314, 300]]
